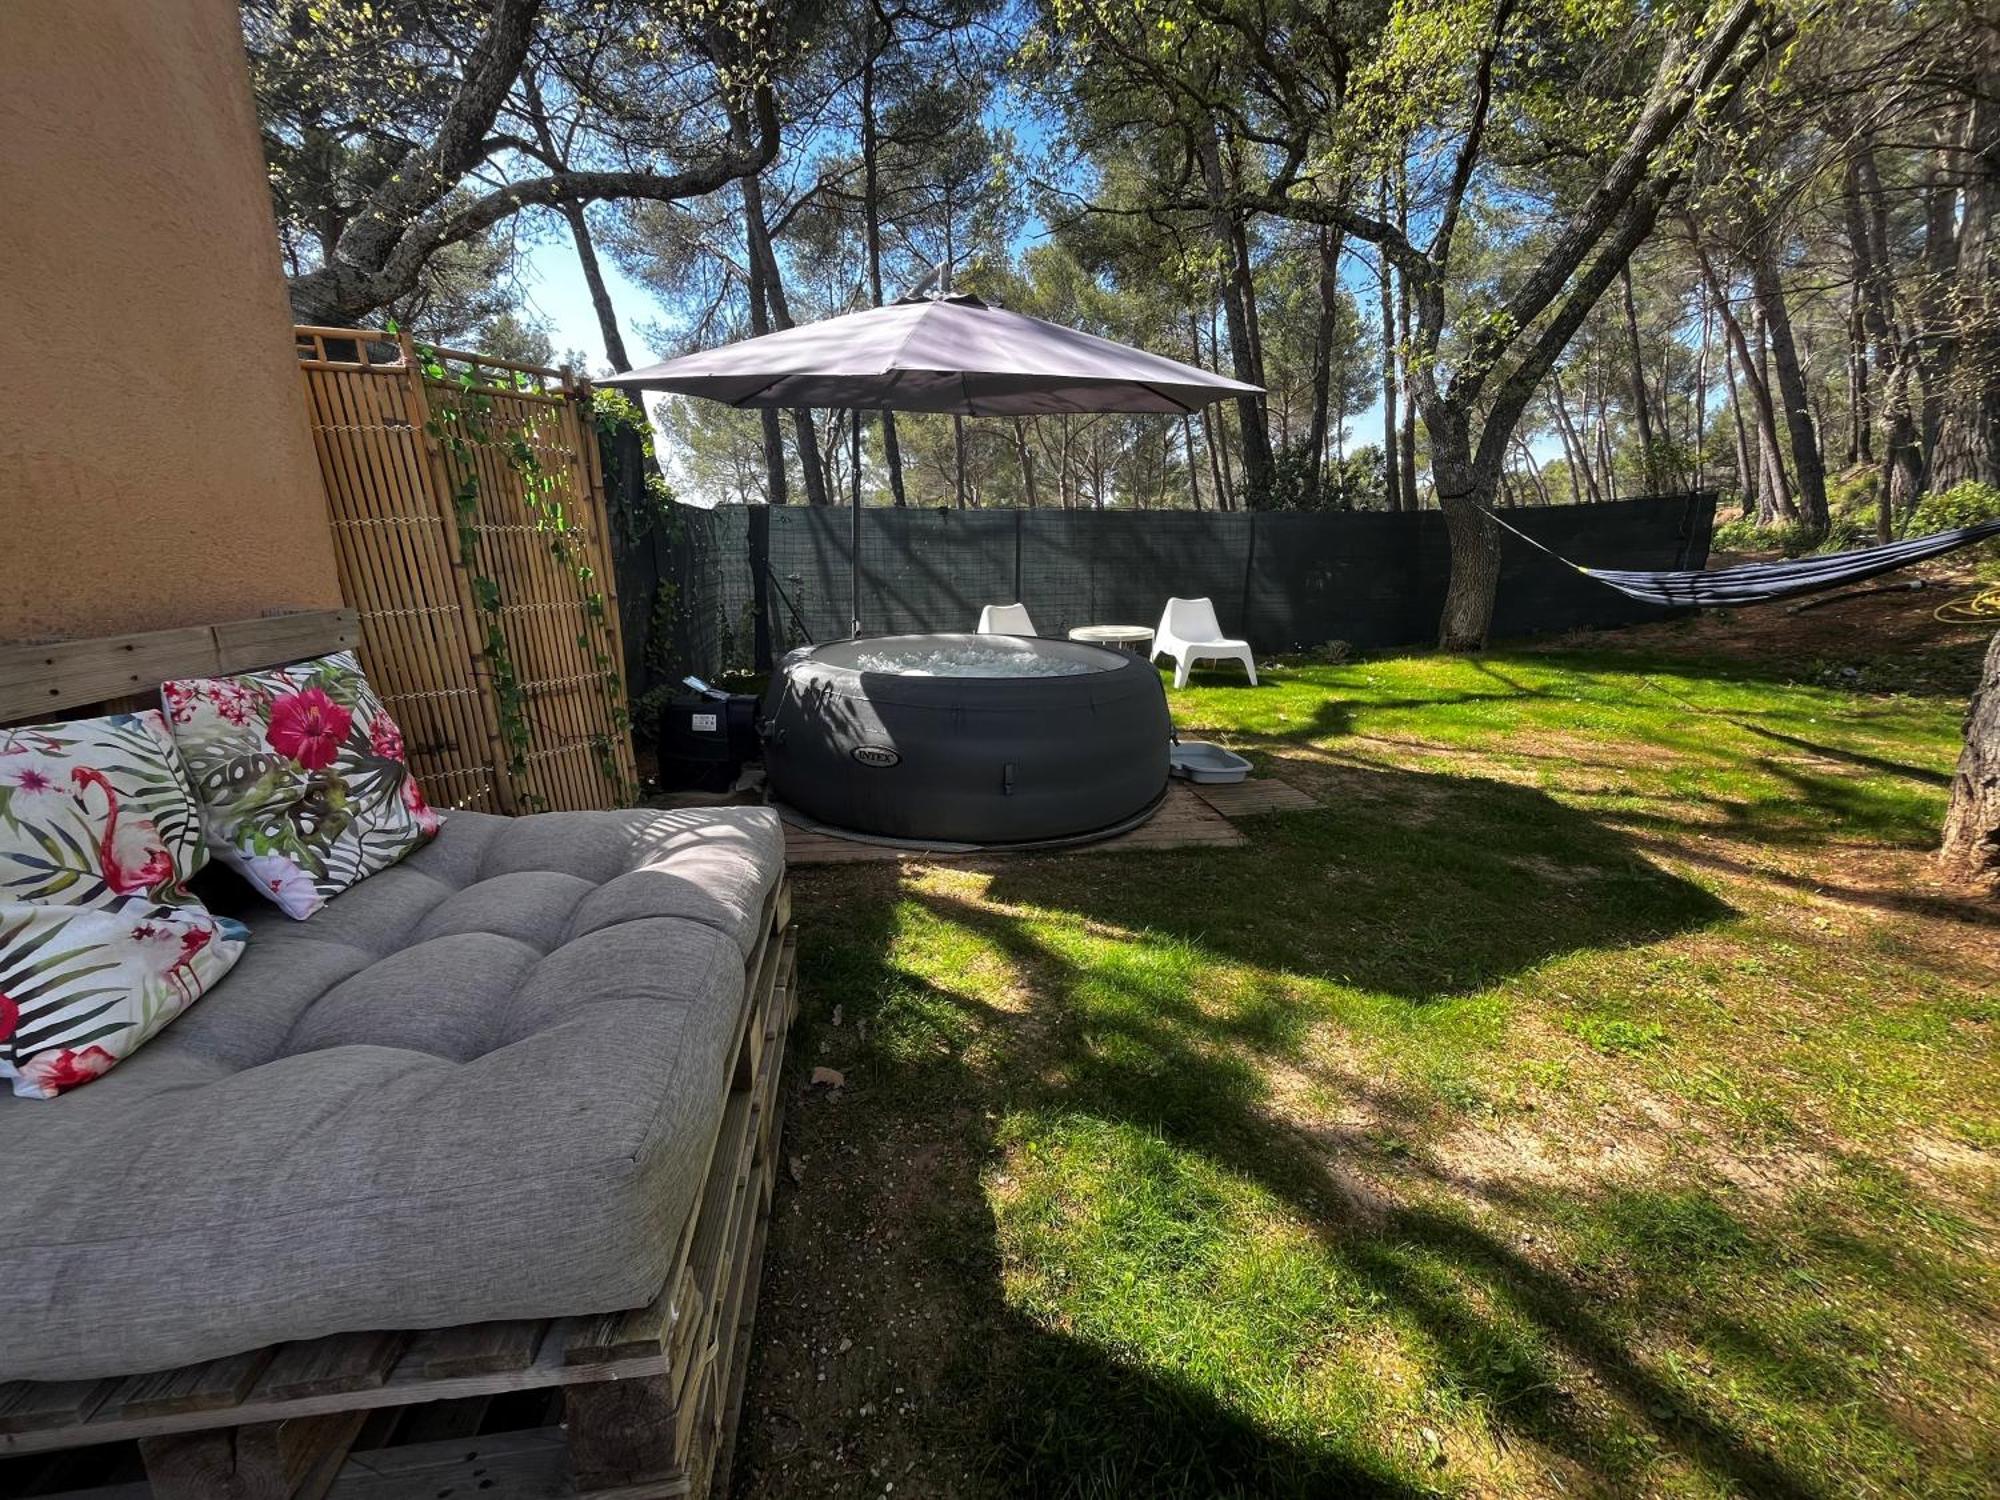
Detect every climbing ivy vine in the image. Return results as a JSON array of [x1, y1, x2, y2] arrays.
[[416, 341, 634, 808]]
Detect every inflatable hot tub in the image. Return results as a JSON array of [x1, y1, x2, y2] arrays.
[[762, 633, 1171, 846]]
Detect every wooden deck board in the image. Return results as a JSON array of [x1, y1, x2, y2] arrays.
[[403, 1320, 547, 1380], [111, 1349, 275, 1420], [258, 1332, 407, 1403], [780, 781, 1248, 866], [1187, 777, 1319, 817], [0, 1378, 115, 1435]]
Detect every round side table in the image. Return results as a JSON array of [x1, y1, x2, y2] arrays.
[[1068, 624, 1154, 653]]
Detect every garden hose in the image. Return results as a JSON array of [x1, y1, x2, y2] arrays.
[[1935, 585, 2000, 624]]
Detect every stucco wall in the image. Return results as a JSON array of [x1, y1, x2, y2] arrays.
[[0, 0, 341, 642]]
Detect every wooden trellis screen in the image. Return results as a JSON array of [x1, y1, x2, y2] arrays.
[[294, 327, 635, 813]]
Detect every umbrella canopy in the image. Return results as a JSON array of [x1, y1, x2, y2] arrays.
[[600, 292, 1260, 414]]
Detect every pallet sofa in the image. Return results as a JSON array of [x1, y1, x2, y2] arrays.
[[0, 611, 795, 1500]]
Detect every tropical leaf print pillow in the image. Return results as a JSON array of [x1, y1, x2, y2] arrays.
[[0, 901, 245, 1099], [0, 710, 208, 911], [164, 652, 441, 919]]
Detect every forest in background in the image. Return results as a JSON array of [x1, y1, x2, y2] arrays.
[[246, 0, 2000, 629]]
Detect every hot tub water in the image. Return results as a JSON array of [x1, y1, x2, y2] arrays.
[[847, 642, 1098, 678]]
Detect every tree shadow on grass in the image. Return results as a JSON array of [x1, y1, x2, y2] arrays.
[[890, 872, 1901, 1500], [896, 897, 1815, 1487], [727, 765, 1933, 1499], [982, 763, 1734, 1002]]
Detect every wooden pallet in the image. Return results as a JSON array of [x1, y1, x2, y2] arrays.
[[1185, 776, 1319, 817], [0, 880, 799, 1500], [780, 780, 1247, 865]]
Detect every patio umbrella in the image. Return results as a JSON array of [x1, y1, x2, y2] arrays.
[[601, 290, 1261, 635]]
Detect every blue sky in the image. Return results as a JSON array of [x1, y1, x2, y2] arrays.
[[516, 237, 663, 374]]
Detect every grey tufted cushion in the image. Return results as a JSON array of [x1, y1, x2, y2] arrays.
[[0, 805, 785, 1382]]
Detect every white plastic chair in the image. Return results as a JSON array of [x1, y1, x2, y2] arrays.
[[1152, 596, 1257, 689], [976, 602, 1038, 636]]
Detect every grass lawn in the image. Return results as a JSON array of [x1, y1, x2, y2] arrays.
[[732, 588, 1998, 1499]]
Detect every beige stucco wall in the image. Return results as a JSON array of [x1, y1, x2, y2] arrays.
[[0, 0, 342, 642]]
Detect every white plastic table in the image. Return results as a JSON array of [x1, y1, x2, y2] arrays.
[[1068, 624, 1154, 652]]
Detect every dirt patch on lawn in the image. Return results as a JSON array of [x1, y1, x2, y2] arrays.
[[1530, 556, 1994, 678], [732, 1065, 1007, 1499]]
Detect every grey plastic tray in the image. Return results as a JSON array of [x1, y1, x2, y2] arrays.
[[1169, 740, 1252, 783]]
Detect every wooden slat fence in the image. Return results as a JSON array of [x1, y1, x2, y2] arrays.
[[295, 327, 635, 813]]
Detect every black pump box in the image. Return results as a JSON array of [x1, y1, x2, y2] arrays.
[[656, 692, 760, 791]]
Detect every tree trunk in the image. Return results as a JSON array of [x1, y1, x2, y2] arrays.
[[1694, 282, 1711, 491], [1597, 400, 1619, 500], [1430, 414, 1503, 650], [1917, 117, 1962, 486], [1750, 243, 1829, 532], [1846, 276, 1870, 468], [1693, 228, 1794, 521], [1202, 311, 1241, 509], [731, 161, 789, 508], [741, 175, 828, 506], [1304, 225, 1342, 503], [1395, 164, 1419, 512], [560, 200, 632, 373], [1197, 127, 1273, 502], [1929, 86, 2000, 489], [1181, 416, 1204, 510], [1204, 404, 1229, 511], [859, 45, 908, 507], [1551, 374, 1600, 503], [1014, 419, 1039, 509], [1848, 146, 1925, 513], [1620, 263, 1661, 489], [1940, 629, 2000, 887], [1724, 335, 1756, 516], [953, 415, 968, 508], [1753, 309, 1796, 521], [1376, 211, 1402, 509], [1515, 434, 1552, 506]]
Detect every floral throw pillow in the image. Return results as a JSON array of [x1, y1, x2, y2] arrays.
[[0, 901, 245, 1098], [0, 710, 208, 911], [0, 711, 243, 1099], [164, 652, 441, 919]]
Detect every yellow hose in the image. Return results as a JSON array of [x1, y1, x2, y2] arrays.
[[1936, 585, 2000, 624]]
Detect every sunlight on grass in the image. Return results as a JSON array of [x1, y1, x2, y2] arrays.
[[1173, 647, 1966, 849], [785, 637, 1997, 1498]]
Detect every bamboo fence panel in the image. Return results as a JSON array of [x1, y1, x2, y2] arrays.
[[294, 327, 635, 814]]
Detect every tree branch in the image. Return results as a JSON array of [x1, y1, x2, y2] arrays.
[[290, 93, 778, 324], [1431, 0, 1519, 271], [331, 0, 544, 272]]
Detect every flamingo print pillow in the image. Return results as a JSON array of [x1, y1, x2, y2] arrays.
[[0, 709, 208, 909], [0, 902, 243, 1098], [0, 710, 245, 1098], [163, 651, 440, 920]]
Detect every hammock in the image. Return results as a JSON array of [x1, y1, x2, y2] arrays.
[[1489, 511, 2000, 609]]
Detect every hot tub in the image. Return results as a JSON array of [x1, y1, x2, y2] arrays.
[[761, 633, 1171, 845]]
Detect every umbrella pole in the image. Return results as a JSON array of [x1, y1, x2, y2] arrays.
[[953, 414, 967, 509], [850, 408, 863, 637]]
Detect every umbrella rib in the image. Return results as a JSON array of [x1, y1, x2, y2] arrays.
[[727, 374, 791, 408], [1139, 382, 1199, 414]]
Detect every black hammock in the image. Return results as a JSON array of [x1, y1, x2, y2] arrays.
[[1489, 511, 2000, 609]]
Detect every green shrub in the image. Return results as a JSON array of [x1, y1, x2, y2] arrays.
[[1908, 479, 2000, 533], [1711, 515, 1823, 557], [1910, 481, 2000, 578], [1826, 466, 1878, 517]]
